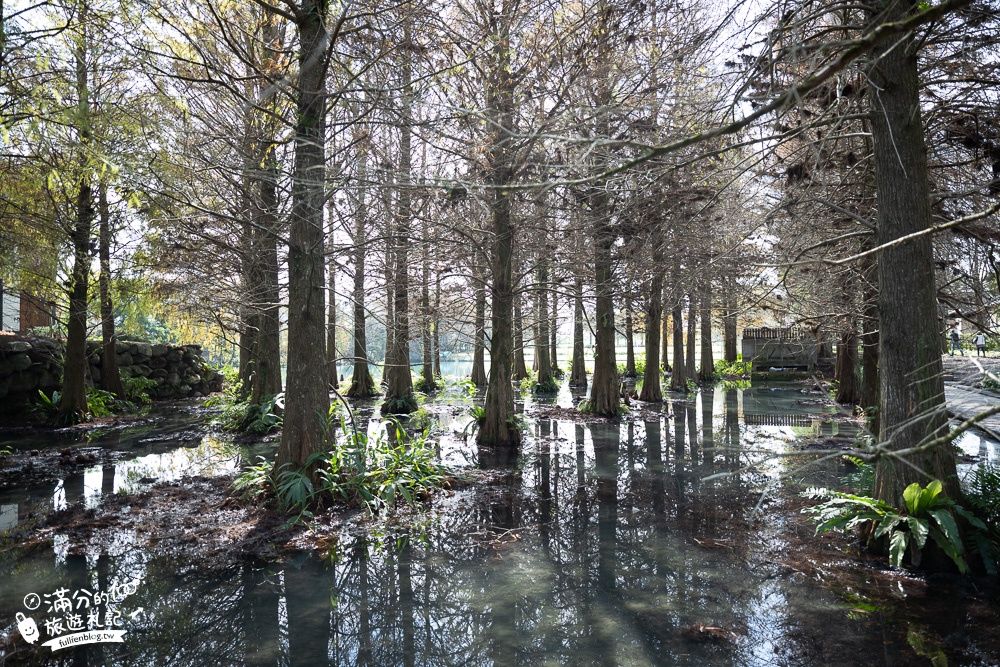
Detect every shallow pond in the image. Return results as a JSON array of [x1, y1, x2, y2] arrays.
[[2, 384, 999, 666]]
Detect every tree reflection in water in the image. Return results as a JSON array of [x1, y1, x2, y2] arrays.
[[4, 385, 933, 667]]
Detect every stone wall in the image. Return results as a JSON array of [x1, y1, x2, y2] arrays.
[[0, 336, 224, 414]]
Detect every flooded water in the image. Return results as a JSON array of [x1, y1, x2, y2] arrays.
[[2, 385, 999, 666]]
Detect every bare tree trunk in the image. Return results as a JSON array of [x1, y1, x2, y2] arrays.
[[327, 224, 338, 388], [471, 270, 487, 387], [670, 292, 686, 392], [869, 0, 958, 504], [699, 282, 714, 382], [661, 285, 671, 372], [60, 46, 94, 424], [382, 27, 416, 415], [478, 0, 520, 448], [276, 0, 331, 475], [570, 276, 587, 388], [639, 252, 663, 402], [722, 281, 738, 363], [685, 295, 697, 384], [420, 216, 437, 390], [513, 290, 529, 382], [535, 256, 554, 391], [433, 269, 442, 377], [861, 272, 879, 427], [348, 140, 378, 398], [550, 290, 558, 372], [835, 326, 860, 404], [98, 180, 124, 400], [254, 153, 283, 403], [623, 305, 636, 378], [588, 195, 619, 415]]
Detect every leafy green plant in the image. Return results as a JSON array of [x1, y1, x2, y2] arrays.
[[840, 455, 874, 493], [617, 354, 646, 378], [122, 375, 158, 404], [410, 407, 435, 434], [233, 456, 275, 502], [413, 375, 442, 393], [714, 358, 752, 377], [966, 464, 1000, 528], [518, 370, 536, 393], [461, 404, 486, 440], [533, 375, 559, 394], [86, 387, 116, 418], [233, 418, 453, 518], [33, 390, 61, 419], [802, 480, 995, 573]]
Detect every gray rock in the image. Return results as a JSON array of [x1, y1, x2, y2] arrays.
[[134, 343, 152, 357], [0, 341, 32, 354], [151, 344, 168, 357], [115, 341, 130, 354], [118, 352, 133, 367], [9, 353, 32, 372], [9, 371, 38, 393], [178, 384, 192, 395]]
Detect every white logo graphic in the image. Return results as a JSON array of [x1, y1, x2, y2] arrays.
[[16, 612, 39, 644], [18, 577, 142, 652]]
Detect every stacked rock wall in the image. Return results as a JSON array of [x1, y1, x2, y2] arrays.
[[0, 336, 224, 413]]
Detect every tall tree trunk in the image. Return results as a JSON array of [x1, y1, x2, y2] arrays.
[[835, 326, 860, 404], [535, 256, 554, 390], [348, 140, 377, 397], [420, 217, 436, 390], [97, 180, 124, 400], [640, 245, 664, 402], [624, 305, 636, 378], [478, 0, 520, 448], [275, 0, 331, 476], [433, 269, 442, 377], [327, 225, 338, 388], [254, 152, 283, 403], [670, 294, 686, 392], [60, 46, 93, 423], [570, 276, 587, 388], [549, 289, 558, 372], [588, 194, 619, 415], [382, 29, 416, 415], [698, 282, 714, 382], [513, 290, 529, 382], [722, 281, 738, 363], [861, 267, 879, 428], [685, 295, 697, 384], [661, 289, 671, 372], [869, 0, 958, 504], [471, 271, 487, 387]]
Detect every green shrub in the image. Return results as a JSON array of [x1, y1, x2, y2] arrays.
[[616, 354, 646, 378], [122, 375, 158, 404], [234, 419, 452, 518], [533, 374, 560, 394], [802, 480, 995, 573], [714, 358, 752, 377], [410, 407, 435, 434], [841, 455, 874, 493], [966, 464, 1000, 528], [413, 375, 442, 393], [461, 405, 486, 440]]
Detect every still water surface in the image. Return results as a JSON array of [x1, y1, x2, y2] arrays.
[[1, 384, 998, 665]]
